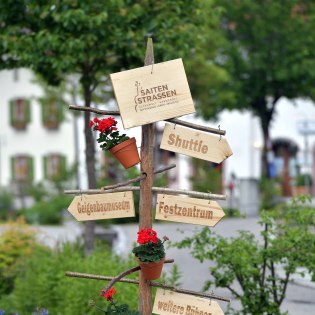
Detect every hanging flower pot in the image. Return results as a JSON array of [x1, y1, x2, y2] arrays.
[[132, 228, 169, 281], [90, 117, 140, 169], [137, 257, 165, 280], [109, 137, 140, 169]]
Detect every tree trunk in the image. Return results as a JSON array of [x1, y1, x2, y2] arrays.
[[256, 99, 273, 179], [83, 83, 97, 255], [261, 121, 271, 178]]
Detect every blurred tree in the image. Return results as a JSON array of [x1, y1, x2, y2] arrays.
[[0, 0, 222, 253], [200, 0, 315, 177]]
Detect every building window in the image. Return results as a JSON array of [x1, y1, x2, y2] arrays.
[[43, 154, 66, 179], [41, 102, 64, 129], [11, 155, 34, 182], [9, 98, 31, 130]]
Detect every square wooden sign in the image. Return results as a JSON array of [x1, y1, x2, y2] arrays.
[[110, 59, 195, 129]]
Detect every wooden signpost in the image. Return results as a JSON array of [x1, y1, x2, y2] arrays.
[[153, 289, 224, 315], [110, 59, 195, 129], [155, 194, 225, 227], [67, 191, 135, 221], [65, 39, 233, 315], [161, 122, 233, 163]]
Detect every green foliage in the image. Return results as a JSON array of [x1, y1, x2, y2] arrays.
[[190, 159, 222, 194], [25, 182, 48, 203], [98, 130, 129, 151], [260, 177, 282, 210], [132, 239, 165, 263], [91, 299, 139, 315], [0, 242, 139, 314], [172, 196, 315, 315], [91, 116, 130, 152], [0, 218, 39, 295], [0, 0, 214, 86], [222, 207, 242, 218], [18, 195, 72, 225], [295, 173, 312, 186], [165, 264, 182, 288]]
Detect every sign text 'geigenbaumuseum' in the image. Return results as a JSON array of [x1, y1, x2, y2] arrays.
[[68, 191, 135, 221]]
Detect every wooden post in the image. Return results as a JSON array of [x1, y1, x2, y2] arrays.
[[139, 38, 155, 315]]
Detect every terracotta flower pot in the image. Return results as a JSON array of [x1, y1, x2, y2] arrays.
[[109, 137, 140, 169], [138, 257, 165, 280]]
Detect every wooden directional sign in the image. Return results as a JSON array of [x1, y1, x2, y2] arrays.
[[110, 59, 195, 129], [68, 191, 135, 221], [155, 194, 225, 227], [153, 289, 224, 315], [160, 123, 233, 163]]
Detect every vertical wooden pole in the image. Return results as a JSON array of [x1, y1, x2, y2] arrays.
[[139, 38, 155, 315]]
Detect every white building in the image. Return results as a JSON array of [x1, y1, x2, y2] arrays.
[[0, 69, 76, 192]]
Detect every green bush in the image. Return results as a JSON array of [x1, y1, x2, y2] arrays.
[[222, 207, 242, 218], [295, 173, 312, 186], [0, 218, 40, 295], [259, 177, 282, 210], [173, 196, 315, 315], [18, 195, 72, 225], [0, 243, 139, 315]]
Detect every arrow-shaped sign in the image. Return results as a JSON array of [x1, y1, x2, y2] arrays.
[[160, 122, 232, 163], [155, 194, 225, 227], [153, 288, 224, 315], [68, 191, 135, 221]]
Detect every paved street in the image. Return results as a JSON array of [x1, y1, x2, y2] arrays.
[[1, 216, 314, 314]]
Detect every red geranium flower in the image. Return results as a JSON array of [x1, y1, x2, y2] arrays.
[[137, 228, 158, 244], [89, 116, 129, 151], [100, 287, 117, 301]]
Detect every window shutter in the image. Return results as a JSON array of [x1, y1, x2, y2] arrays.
[[25, 99, 31, 123], [60, 155, 66, 174], [27, 156, 34, 182], [11, 156, 16, 180], [9, 100, 14, 127], [43, 156, 48, 179], [57, 103, 65, 123], [41, 102, 48, 127]]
